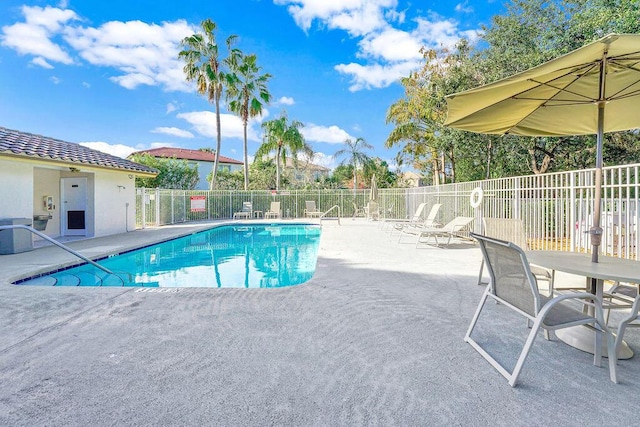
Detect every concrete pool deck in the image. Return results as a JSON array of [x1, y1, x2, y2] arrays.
[[1, 219, 639, 425]]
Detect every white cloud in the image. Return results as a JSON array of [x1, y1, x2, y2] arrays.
[[301, 123, 352, 144], [151, 127, 194, 138], [276, 96, 295, 105], [31, 56, 53, 68], [80, 141, 181, 158], [275, 1, 480, 92], [0, 6, 78, 64], [166, 102, 178, 114], [1, 6, 196, 92], [309, 151, 338, 169], [82, 81, 90, 88], [49, 76, 61, 84], [455, 2, 474, 13], [357, 27, 423, 62], [177, 110, 263, 141], [413, 16, 475, 49], [79, 141, 138, 158], [274, 0, 397, 36], [64, 19, 195, 91], [335, 60, 418, 91]]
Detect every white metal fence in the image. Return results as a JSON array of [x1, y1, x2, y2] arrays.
[[136, 162, 640, 260]]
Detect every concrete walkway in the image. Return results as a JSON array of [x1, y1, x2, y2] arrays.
[[0, 220, 638, 425]]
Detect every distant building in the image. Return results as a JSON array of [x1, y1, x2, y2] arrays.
[[283, 157, 331, 184], [130, 147, 243, 190], [401, 171, 426, 187]]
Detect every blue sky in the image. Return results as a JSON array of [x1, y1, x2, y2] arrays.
[[0, 0, 503, 170]]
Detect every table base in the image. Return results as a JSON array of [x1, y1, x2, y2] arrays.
[[555, 326, 633, 360]]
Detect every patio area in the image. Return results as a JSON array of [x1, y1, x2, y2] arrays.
[[0, 219, 639, 425]]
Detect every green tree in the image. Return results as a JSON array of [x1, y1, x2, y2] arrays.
[[333, 137, 373, 195], [226, 52, 272, 190], [362, 158, 398, 188], [256, 111, 310, 190], [129, 154, 199, 189], [179, 19, 237, 190], [211, 159, 280, 190], [478, 0, 640, 174]]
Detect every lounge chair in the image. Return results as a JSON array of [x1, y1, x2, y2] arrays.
[[380, 202, 427, 232], [466, 233, 617, 387], [398, 216, 474, 247], [392, 203, 442, 235], [233, 202, 252, 219], [477, 218, 553, 291], [264, 202, 282, 219], [304, 201, 323, 218]]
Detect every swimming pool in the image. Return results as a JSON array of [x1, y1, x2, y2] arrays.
[[16, 224, 322, 288]]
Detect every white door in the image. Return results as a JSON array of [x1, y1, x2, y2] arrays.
[[61, 177, 88, 236]]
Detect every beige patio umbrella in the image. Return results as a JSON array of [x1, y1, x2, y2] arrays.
[[369, 174, 378, 202], [444, 33, 640, 262]]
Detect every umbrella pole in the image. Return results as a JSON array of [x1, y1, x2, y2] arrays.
[[590, 102, 605, 263]]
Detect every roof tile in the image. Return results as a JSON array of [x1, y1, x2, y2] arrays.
[[0, 126, 157, 175], [131, 147, 243, 165]]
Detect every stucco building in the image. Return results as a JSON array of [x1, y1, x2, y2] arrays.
[[130, 147, 243, 190], [0, 126, 156, 248]]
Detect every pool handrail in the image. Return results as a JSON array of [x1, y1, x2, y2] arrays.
[[320, 205, 341, 225], [0, 224, 116, 276]]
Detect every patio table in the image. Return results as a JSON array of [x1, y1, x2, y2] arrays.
[[527, 251, 640, 359]]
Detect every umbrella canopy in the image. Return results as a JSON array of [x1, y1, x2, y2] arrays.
[[369, 174, 378, 202], [444, 33, 640, 262]]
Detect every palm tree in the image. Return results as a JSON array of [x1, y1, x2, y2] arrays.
[[225, 52, 272, 190], [333, 137, 373, 196], [179, 19, 237, 190], [256, 111, 310, 190]]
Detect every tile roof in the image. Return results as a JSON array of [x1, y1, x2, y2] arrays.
[[131, 147, 243, 165], [0, 126, 158, 175], [284, 157, 330, 172]]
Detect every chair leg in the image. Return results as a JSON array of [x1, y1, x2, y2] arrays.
[[614, 295, 640, 361], [477, 258, 487, 286], [464, 286, 490, 342], [606, 329, 619, 384], [509, 318, 543, 387]]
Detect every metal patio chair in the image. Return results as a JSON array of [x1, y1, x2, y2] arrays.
[[477, 218, 553, 292], [233, 202, 253, 219], [465, 233, 617, 387], [304, 201, 323, 218], [352, 202, 365, 218], [603, 282, 640, 356]]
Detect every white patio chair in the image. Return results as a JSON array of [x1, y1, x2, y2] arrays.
[[233, 202, 252, 219], [392, 203, 442, 235], [304, 201, 322, 218], [264, 202, 281, 219], [398, 216, 473, 248], [477, 218, 553, 292], [602, 282, 640, 356], [380, 202, 427, 232], [352, 202, 365, 218], [466, 233, 617, 387]]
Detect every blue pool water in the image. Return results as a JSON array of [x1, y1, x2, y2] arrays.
[[17, 224, 322, 288]]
